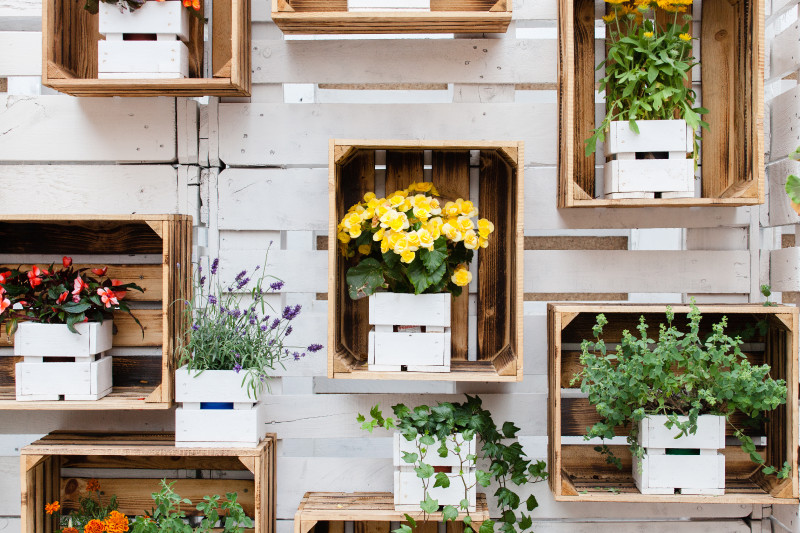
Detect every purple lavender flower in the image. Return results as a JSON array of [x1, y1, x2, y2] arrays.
[[232, 310, 242, 319], [236, 277, 250, 290], [293, 352, 302, 361], [307, 344, 323, 353], [191, 323, 199, 331], [269, 339, 276, 346], [270, 281, 285, 291], [233, 363, 242, 373], [235, 269, 247, 281], [286, 325, 293, 336], [234, 353, 241, 359], [270, 318, 280, 330], [282, 304, 302, 321], [260, 325, 267, 332], [262, 316, 270, 323], [208, 295, 217, 305], [211, 258, 219, 274], [200, 276, 207, 285], [249, 317, 256, 326], [255, 265, 261, 271]]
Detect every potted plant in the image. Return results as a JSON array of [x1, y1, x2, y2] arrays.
[[0, 257, 143, 401], [572, 303, 791, 495], [175, 251, 323, 447], [358, 396, 547, 533], [347, 0, 430, 12], [86, 0, 201, 80], [585, 0, 708, 199], [338, 182, 494, 372], [783, 146, 800, 214]]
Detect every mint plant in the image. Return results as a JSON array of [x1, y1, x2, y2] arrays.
[[358, 396, 547, 533], [572, 303, 791, 479]]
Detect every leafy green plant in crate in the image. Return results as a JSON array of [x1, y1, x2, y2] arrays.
[[783, 146, 800, 214], [358, 395, 547, 533]]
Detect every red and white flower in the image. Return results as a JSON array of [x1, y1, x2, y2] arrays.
[[97, 287, 119, 308]]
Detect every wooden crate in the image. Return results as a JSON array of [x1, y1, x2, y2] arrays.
[[271, 0, 511, 34], [547, 303, 799, 503], [294, 492, 490, 533], [20, 432, 276, 533], [328, 140, 524, 382], [557, 0, 764, 207], [41, 0, 251, 96], [0, 215, 192, 409]]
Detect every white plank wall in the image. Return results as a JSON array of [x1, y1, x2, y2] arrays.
[[0, 0, 797, 531]]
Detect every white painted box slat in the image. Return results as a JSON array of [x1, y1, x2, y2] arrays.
[[393, 432, 476, 468], [175, 403, 268, 448], [98, 41, 189, 79], [99, 0, 190, 41], [175, 366, 265, 404], [369, 292, 450, 326], [348, 0, 430, 11], [14, 321, 113, 358], [604, 159, 695, 195], [606, 120, 694, 154], [638, 415, 727, 450], [15, 356, 113, 401]]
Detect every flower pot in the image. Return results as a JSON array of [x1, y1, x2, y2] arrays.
[[14, 321, 113, 401], [367, 292, 452, 372], [633, 415, 726, 495], [393, 432, 476, 512], [97, 0, 191, 79], [174, 365, 267, 448], [347, 0, 430, 11], [604, 119, 695, 199]]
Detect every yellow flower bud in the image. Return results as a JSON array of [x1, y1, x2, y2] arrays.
[[364, 192, 376, 202], [463, 229, 479, 250], [451, 266, 472, 287], [337, 231, 351, 244], [400, 250, 416, 264], [358, 244, 372, 255]]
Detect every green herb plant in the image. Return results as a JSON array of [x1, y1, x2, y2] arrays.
[[358, 396, 547, 533], [585, 0, 708, 159], [130, 480, 253, 533], [572, 303, 791, 479], [783, 146, 800, 212]]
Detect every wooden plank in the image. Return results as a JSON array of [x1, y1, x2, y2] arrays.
[[0, 96, 176, 162], [0, 31, 41, 76], [213, 0, 232, 77], [572, 0, 594, 199], [384, 150, 423, 191], [270, 11, 511, 34], [295, 492, 489, 522], [432, 150, 470, 361]]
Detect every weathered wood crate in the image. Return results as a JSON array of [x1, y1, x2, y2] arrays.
[[558, 0, 764, 207], [271, 0, 511, 34], [41, 0, 251, 96], [328, 140, 524, 382], [0, 215, 192, 410], [547, 303, 799, 503], [293, 492, 489, 533], [20, 432, 276, 533]]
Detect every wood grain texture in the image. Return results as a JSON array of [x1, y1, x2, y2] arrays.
[[572, 0, 594, 198]]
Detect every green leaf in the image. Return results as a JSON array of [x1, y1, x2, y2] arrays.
[[383, 250, 401, 270], [420, 435, 436, 446], [393, 525, 413, 533], [525, 495, 539, 512], [475, 469, 492, 487], [61, 301, 91, 314], [419, 238, 448, 274], [501, 421, 519, 439], [401, 451, 419, 464], [346, 259, 385, 299], [441, 505, 459, 522], [786, 174, 800, 205], [404, 514, 417, 529], [433, 471, 450, 489], [420, 496, 439, 514], [407, 259, 446, 295], [478, 519, 495, 533], [65, 312, 86, 334], [415, 463, 434, 479], [518, 514, 532, 531]]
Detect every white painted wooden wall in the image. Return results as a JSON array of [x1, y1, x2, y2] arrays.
[[0, 0, 799, 530]]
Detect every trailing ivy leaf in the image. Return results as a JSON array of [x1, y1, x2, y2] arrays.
[[525, 495, 538, 512], [479, 519, 496, 533], [415, 463, 434, 480], [501, 422, 519, 439], [463, 515, 473, 527], [346, 259, 384, 299], [419, 238, 448, 274], [401, 451, 419, 464], [502, 510, 516, 524], [786, 174, 800, 206], [404, 514, 417, 529], [407, 259, 446, 295], [518, 514, 532, 530], [393, 525, 413, 533], [420, 434, 435, 446], [433, 472, 450, 489], [475, 469, 492, 487], [442, 505, 459, 522], [419, 496, 439, 514]]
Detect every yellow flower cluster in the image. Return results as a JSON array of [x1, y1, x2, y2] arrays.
[[337, 182, 495, 287], [603, 0, 692, 21]]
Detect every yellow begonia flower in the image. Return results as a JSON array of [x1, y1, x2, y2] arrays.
[[413, 205, 431, 221], [417, 228, 434, 250], [344, 212, 362, 229], [477, 218, 495, 238], [429, 198, 441, 214], [605, 0, 627, 4], [381, 237, 390, 254], [389, 190, 408, 199], [367, 198, 380, 209], [349, 226, 362, 238], [427, 217, 444, 239], [358, 244, 371, 255], [400, 250, 416, 264], [406, 231, 421, 251], [363, 192, 376, 202], [459, 200, 478, 217], [373, 227, 385, 242], [443, 201, 460, 218], [375, 205, 391, 218], [451, 266, 472, 287], [389, 195, 405, 208], [389, 213, 409, 232], [457, 216, 474, 233], [679, 32, 691, 41], [399, 199, 413, 213], [393, 235, 410, 255], [411, 182, 433, 193], [387, 231, 402, 248], [463, 230, 479, 250], [413, 194, 429, 207], [478, 237, 489, 249], [442, 222, 463, 243], [337, 231, 351, 243], [644, 31, 653, 38]]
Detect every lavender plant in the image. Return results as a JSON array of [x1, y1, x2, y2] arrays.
[[178, 247, 323, 399]]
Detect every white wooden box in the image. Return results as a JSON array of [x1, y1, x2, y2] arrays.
[[393, 433, 477, 511], [348, 0, 430, 11], [98, 0, 190, 41], [604, 119, 695, 200], [15, 356, 113, 401], [98, 41, 189, 79], [633, 415, 726, 495], [367, 292, 451, 373], [175, 403, 268, 448], [14, 320, 113, 360], [175, 365, 265, 404]]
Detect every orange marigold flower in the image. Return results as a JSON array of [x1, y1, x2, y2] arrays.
[[63, 528, 79, 533], [103, 510, 130, 533], [84, 519, 105, 533], [86, 478, 101, 492], [44, 501, 60, 514]]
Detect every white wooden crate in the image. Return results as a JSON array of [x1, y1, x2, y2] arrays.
[[368, 292, 451, 372], [347, 0, 430, 11], [604, 120, 695, 199], [98, 0, 190, 41], [175, 365, 265, 404], [15, 356, 113, 401], [13, 320, 113, 360], [98, 41, 189, 79]]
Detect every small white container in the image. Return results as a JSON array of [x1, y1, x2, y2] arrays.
[[368, 292, 451, 372], [174, 365, 268, 448], [604, 119, 695, 199], [394, 432, 476, 511], [14, 320, 114, 401], [633, 414, 726, 495], [348, 0, 430, 11], [98, 0, 191, 79]]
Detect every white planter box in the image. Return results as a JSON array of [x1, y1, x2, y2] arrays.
[[14, 320, 113, 360], [348, 0, 430, 11], [633, 415, 726, 495], [174, 365, 267, 447], [367, 292, 451, 373], [394, 433, 476, 511], [604, 119, 695, 199], [99, 0, 190, 41], [16, 356, 113, 401]]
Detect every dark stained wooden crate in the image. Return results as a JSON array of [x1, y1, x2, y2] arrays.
[[328, 140, 523, 382], [558, 0, 764, 207], [0, 215, 192, 409], [20, 432, 275, 533], [42, 0, 250, 96], [547, 303, 799, 503], [271, 0, 511, 34]]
